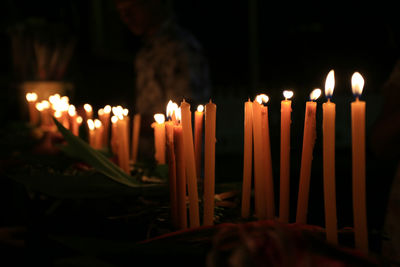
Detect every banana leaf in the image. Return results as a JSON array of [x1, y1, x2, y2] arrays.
[[53, 118, 162, 188], [10, 166, 166, 199]]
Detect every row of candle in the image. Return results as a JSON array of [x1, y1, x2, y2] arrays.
[[241, 70, 367, 252], [25, 70, 367, 252], [25, 94, 141, 172], [151, 100, 216, 229]]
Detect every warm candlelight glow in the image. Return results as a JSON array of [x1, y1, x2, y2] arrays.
[[41, 100, 50, 109], [310, 88, 322, 101], [111, 116, 118, 124], [94, 119, 102, 128], [98, 108, 104, 116], [154, 113, 165, 124], [123, 108, 129, 116], [112, 106, 123, 117], [197, 105, 204, 112], [68, 105, 76, 116], [325, 70, 335, 98], [175, 108, 182, 121], [87, 119, 95, 130], [283, 90, 294, 100], [26, 92, 38, 102], [49, 94, 61, 105], [76, 116, 83, 124], [84, 104, 92, 113], [351, 72, 364, 97], [104, 105, 112, 114], [35, 103, 43, 111], [61, 96, 69, 103], [54, 110, 62, 118], [166, 100, 178, 118], [255, 94, 269, 104]]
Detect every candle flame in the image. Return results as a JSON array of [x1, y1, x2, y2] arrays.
[[154, 113, 165, 124], [123, 108, 129, 116], [351, 72, 364, 97], [94, 119, 102, 128], [255, 94, 269, 104], [111, 116, 118, 124], [112, 106, 123, 117], [325, 70, 335, 98], [98, 108, 104, 116], [49, 94, 60, 104], [84, 104, 92, 113], [41, 100, 50, 109], [310, 88, 322, 101], [54, 110, 62, 118], [87, 119, 95, 130], [197, 104, 204, 112], [61, 96, 69, 104], [76, 116, 83, 124], [26, 92, 38, 102], [68, 105, 76, 117], [104, 105, 111, 113], [283, 90, 294, 100], [166, 101, 178, 119], [175, 108, 182, 122], [35, 103, 43, 111]]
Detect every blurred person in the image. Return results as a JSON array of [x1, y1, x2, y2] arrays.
[[115, 0, 211, 160]]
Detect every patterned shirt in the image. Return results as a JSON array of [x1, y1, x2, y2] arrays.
[[134, 19, 211, 116]]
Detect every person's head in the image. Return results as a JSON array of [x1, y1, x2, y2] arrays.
[[115, 0, 172, 36]]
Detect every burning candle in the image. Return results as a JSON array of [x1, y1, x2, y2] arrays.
[[260, 94, 275, 220], [351, 72, 368, 253], [84, 104, 93, 120], [323, 70, 338, 244], [166, 101, 178, 227], [252, 96, 265, 219], [103, 105, 112, 147], [111, 115, 119, 157], [75, 116, 83, 136], [152, 113, 166, 165], [279, 90, 293, 223], [296, 88, 321, 224], [203, 100, 216, 226], [180, 99, 200, 228], [26, 92, 39, 125], [87, 119, 95, 147], [173, 108, 187, 229], [68, 105, 77, 133], [94, 119, 103, 149], [241, 99, 253, 218], [194, 104, 204, 180]]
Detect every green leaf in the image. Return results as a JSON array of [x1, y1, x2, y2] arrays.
[[10, 167, 165, 199], [53, 118, 155, 188]]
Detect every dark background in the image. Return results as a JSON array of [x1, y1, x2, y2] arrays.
[[1, 0, 400, 255]]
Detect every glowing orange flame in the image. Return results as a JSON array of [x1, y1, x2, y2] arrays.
[[351, 72, 364, 97], [325, 70, 335, 98], [310, 88, 322, 101]]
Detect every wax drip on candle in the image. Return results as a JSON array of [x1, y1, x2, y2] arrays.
[[283, 90, 294, 100], [351, 72, 364, 100], [325, 70, 335, 101], [310, 89, 322, 101]]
